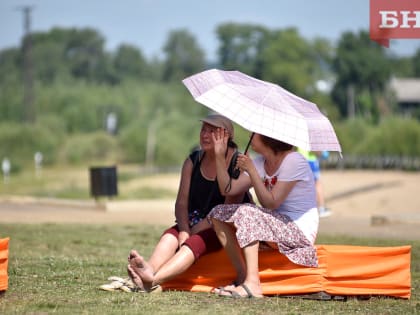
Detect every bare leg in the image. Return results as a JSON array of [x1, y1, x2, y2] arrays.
[[152, 245, 195, 286], [241, 241, 263, 296], [147, 233, 179, 272], [126, 232, 178, 286], [212, 218, 246, 285], [220, 241, 263, 298], [130, 245, 195, 290]]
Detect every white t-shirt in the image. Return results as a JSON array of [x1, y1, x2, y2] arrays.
[[253, 151, 319, 243]]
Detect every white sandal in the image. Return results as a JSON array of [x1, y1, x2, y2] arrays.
[[99, 276, 162, 293], [99, 276, 142, 292]]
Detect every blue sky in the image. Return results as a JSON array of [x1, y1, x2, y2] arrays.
[[0, 0, 419, 61]]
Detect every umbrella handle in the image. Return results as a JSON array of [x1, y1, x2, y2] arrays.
[[243, 133, 255, 155]]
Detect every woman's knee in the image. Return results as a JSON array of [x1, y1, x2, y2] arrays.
[[182, 235, 206, 260], [183, 229, 221, 259]]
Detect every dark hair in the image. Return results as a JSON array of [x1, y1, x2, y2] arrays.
[[259, 135, 293, 153], [227, 138, 238, 150]]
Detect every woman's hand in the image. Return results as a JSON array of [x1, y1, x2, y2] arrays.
[[178, 231, 190, 248], [190, 219, 211, 234], [212, 128, 229, 157], [236, 153, 255, 173]]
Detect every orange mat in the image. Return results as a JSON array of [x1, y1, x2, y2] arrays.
[[0, 237, 9, 292], [162, 244, 411, 299]]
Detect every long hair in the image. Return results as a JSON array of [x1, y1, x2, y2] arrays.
[[227, 138, 238, 150], [259, 135, 293, 154]]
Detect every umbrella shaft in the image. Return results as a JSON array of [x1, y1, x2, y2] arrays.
[[244, 133, 255, 155]]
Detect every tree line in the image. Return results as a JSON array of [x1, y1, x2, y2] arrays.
[[0, 23, 419, 171]]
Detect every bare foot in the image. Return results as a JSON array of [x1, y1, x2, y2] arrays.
[[127, 249, 138, 263], [129, 250, 155, 291], [127, 264, 144, 290]]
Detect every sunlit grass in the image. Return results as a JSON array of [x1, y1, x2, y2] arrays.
[[0, 224, 418, 315]]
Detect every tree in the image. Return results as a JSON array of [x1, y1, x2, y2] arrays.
[[389, 56, 415, 78], [259, 28, 321, 97], [0, 48, 21, 84], [332, 31, 391, 120], [0, 48, 23, 122], [27, 27, 115, 84], [64, 28, 107, 81], [162, 29, 206, 82], [216, 23, 269, 77], [413, 48, 420, 78], [113, 44, 148, 81]]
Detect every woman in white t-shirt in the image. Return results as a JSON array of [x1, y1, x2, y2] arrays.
[[208, 130, 318, 298]]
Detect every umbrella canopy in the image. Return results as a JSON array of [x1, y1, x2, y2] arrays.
[[182, 69, 341, 153]]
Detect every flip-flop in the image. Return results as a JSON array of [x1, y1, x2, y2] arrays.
[[219, 284, 262, 299], [212, 281, 240, 294], [99, 276, 148, 293], [107, 276, 126, 282], [147, 285, 162, 294], [125, 278, 162, 294], [99, 280, 125, 292], [122, 277, 146, 293]]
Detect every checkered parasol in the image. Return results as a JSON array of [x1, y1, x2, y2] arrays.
[[183, 69, 341, 153]]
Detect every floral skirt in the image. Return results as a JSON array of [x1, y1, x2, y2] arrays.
[[208, 203, 318, 267]]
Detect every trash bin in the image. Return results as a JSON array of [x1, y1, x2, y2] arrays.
[[89, 166, 118, 198]]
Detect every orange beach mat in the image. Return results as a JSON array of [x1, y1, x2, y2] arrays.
[[0, 237, 9, 292], [162, 244, 411, 299]]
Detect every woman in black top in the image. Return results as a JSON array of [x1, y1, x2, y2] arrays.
[[127, 114, 248, 292]]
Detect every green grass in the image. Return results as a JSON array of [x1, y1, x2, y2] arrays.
[[0, 224, 418, 314]]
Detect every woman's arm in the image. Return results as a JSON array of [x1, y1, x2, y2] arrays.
[[251, 172, 297, 209], [174, 157, 193, 244]]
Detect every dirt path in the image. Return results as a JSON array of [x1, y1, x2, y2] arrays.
[[1, 170, 419, 241]]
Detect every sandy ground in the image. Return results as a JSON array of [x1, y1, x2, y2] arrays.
[[1, 170, 419, 241]]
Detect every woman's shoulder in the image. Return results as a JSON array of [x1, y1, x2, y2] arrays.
[[284, 150, 307, 164], [278, 151, 310, 175], [189, 149, 202, 162]]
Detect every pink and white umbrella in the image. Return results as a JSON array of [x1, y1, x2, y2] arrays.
[[183, 69, 341, 153]]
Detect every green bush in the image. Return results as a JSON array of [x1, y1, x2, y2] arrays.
[[354, 117, 420, 156], [0, 122, 61, 169], [334, 118, 373, 154], [118, 122, 148, 164], [59, 131, 118, 164], [154, 115, 199, 166], [335, 117, 420, 156]]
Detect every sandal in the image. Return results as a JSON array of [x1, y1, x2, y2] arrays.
[[212, 281, 239, 294], [99, 280, 125, 292], [99, 276, 146, 293], [219, 284, 263, 299]]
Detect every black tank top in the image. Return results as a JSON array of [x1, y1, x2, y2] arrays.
[[188, 150, 225, 220]]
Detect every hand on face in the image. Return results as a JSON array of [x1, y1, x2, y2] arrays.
[[211, 128, 229, 156]]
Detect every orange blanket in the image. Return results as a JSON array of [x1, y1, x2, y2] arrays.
[[0, 237, 9, 292], [162, 245, 411, 299]]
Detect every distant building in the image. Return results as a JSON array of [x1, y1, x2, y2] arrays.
[[389, 78, 420, 117]]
